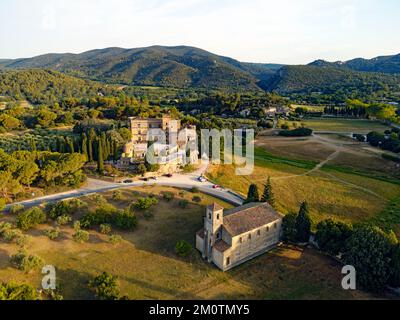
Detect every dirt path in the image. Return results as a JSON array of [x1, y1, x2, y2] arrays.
[[255, 134, 388, 201], [269, 150, 340, 181]]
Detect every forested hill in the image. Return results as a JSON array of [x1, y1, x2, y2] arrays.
[[0, 69, 119, 105], [263, 65, 400, 103], [0, 46, 281, 92], [309, 53, 400, 74], [1, 46, 400, 102]]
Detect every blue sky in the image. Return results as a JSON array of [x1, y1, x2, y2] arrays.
[[0, 0, 399, 64]]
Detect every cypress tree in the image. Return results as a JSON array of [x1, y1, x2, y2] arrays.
[[30, 138, 37, 152], [97, 140, 104, 174], [101, 132, 108, 160], [88, 128, 96, 162], [296, 201, 312, 242], [261, 177, 276, 208], [113, 140, 119, 160], [81, 133, 88, 161], [244, 184, 260, 204], [66, 137, 74, 153]]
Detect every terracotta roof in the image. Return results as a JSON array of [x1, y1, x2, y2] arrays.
[[213, 240, 231, 253], [196, 228, 205, 239], [223, 203, 282, 237], [207, 203, 224, 212]]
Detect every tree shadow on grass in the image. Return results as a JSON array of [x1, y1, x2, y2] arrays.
[[0, 248, 10, 269], [56, 268, 94, 300]]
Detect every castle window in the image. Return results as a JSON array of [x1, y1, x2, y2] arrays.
[[239, 237, 243, 244], [226, 257, 231, 266], [257, 230, 261, 236], [274, 223, 277, 229], [208, 213, 211, 220], [217, 214, 220, 220], [248, 234, 252, 240], [266, 226, 270, 232]]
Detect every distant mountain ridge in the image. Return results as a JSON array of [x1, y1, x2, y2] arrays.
[[1, 46, 400, 96], [309, 53, 400, 74], [0, 46, 282, 92]]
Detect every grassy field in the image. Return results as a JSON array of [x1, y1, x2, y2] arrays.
[[301, 118, 389, 133], [256, 134, 400, 178], [0, 186, 375, 300], [207, 147, 400, 232]]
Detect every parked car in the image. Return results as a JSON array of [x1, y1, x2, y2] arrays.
[[123, 180, 133, 184], [150, 177, 158, 181], [198, 176, 206, 182], [212, 185, 220, 189], [165, 174, 173, 178]]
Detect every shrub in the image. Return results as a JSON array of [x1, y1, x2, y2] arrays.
[[178, 199, 189, 209], [16, 207, 46, 231], [315, 219, 353, 255], [192, 196, 202, 203], [353, 133, 366, 142], [280, 123, 290, 130], [91, 194, 107, 206], [343, 224, 398, 291], [73, 229, 90, 243], [0, 198, 5, 212], [279, 127, 313, 137], [191, 187, 199, 193], [179, 191, 186, 197], [16, 234, 31, 248], [0, 222, 13, 236], [108, 234, 123, 245], [137, 164, 147, 175], [132, 197, 158, 211], [112, 190, 123, 201], [73, 221, 81, 231], [175, 240, 192, 257], [115, 209, 137, 230], [282, 213, 297, 242], [80, 204, 118, 228], [89, 272, 121, 300], [0, 282, 39, 300], [45, 228, 60, 241], [2, 229, 22, 243], [162, 192, 175, 202], [56, 214, 72, 226], [10, 250, 44, 273], [48, 199, 84, 219], [9, 204, 25, 215], [100, 224, 112, 235]]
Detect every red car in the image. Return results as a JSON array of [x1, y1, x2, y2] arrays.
[[212, 185, 220, 189]]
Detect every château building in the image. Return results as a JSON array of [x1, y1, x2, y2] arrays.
[[120, 115, 198, 171]]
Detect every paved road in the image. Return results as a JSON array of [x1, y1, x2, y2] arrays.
[[5, 160, 244, 210]]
